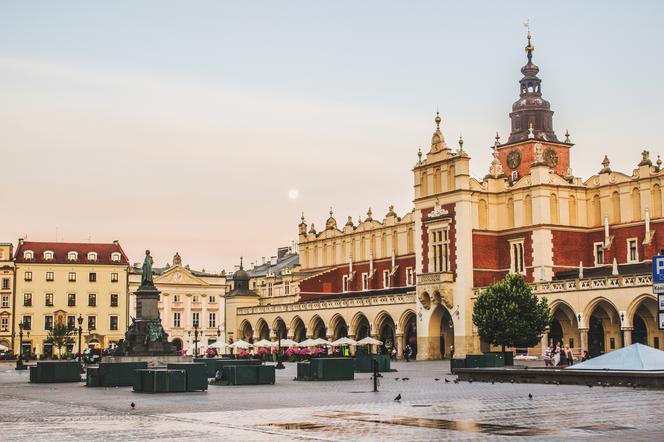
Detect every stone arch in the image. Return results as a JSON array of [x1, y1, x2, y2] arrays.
[[239, 320, 254, 342], [478, 199, 488, 229], [568, 194, 578, 225], [329, 313, 349, 339], [627, 294, 661, 347], [171, 337, 183, 351], [398, 309, 417, 334], [290, 316, 307, 342], [350, 312, 371, 339], [428, 304, 454, 359], [255, 318, 270, 340], [272, 317, 287, 339], [631, 187, 641, 221], [652, 183, 662, 217], [550, 193, 559, 224], [374, 310, 396, 354], [308, 315, 327, 339], [506, 197, 515, 228], [549, 300, 579, 350], [585, 297, 621, 356], [590, 194, 601, 226]]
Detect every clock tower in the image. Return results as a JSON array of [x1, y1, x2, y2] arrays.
[[495, 32, 573, 179]]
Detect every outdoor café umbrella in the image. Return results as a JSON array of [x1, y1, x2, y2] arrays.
[[312, 338, 332, 346], [276, 338, 298, 347], [331, 337, 357, 346], [208, 341, 229, 349], [356, 337, 383, 346], [253, 339, 275, 348], [0, 344, 8, 352], [229, 340, 253, 349], [296, 338, 317, 347]]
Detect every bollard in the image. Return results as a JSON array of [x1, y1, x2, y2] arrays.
[[372, 359, 379, 392]]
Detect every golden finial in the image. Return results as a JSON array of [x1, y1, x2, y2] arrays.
[[300, 212, 305, 223], [495, 132, 501, 147], [417, 147, 422, 163], [329, 206, 333, 217], [435, 111, 441, 129], [458, 134, 464, 151]]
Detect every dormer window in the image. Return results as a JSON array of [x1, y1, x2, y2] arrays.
[[87, 252, 98, 262], [24, 250, 34, 260], [111, 252, 121, 262], [43, 251, 54, 261], [68, 252, 78, 261]]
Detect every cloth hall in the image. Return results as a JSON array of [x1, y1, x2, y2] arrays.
[[235, 33, 664, 359]]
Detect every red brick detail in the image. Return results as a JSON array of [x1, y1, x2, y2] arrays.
[[472, 231, 533, 286], [496, 141, 571, 178], [420, 204, 457, 277]]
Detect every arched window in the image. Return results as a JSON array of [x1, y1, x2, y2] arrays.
[[111, 252, 121, 262], [447, 165, 455, 191], [523, 195, 532, 225], [380, 232, 387, 258], [420, 171, 428, 197], [589, 194, 601, 226], [43, 251, 54, 260], [550, 193, 559, 224], [652, 184, 662, 217], [478, 199, 488, 229], [87, 252, 97, 262], [631, 187, 641, 221], [407, 228, 414, 254], [568, 194, 577, 225], [610, 191, 620, 223], [23, 250, 34, 260], [506, 198, 515, 228], [67, 251, 78, 261], [433, 168, 441, 193]]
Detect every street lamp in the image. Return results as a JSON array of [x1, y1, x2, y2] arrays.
[[190, 321, 201, 357], [275, 326, 285, 370], [15, 321, 26, 370], [77, 314, 84, 371]]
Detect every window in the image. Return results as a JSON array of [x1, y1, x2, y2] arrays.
[[509, 239, 526, 274], [45, 272, 54, 282], [1, 278, 9, 290], [88, 293, 97, 307], [1, 317, 7, 331], [362, 272, 369, 291], [173, 312, 181, 328], [342, 275, 349, 292], [593, 242, 604, 266], [68, 272, 76, 282], [431, 228, 450, 272], [24, 271, 32, 281], [406, 267, 415, 286], [285, 282, 290, 295], [208, 312, 216, 328], [192, 312, 200, 327], [22, 316, 31, 330], [111, 273, 118, 282], [24, 250, 34, 260], [45, 293, 53, 307], [68, 293, 76, 307], [111, 252, 121, 262], [43, 251, 54, 260], [67, 316, 76, 330], [67, 251, 78, 261], [23, 293, 32, 307], [1, 295, 9, 308], [89, 272, 96, 282], [173, 294, 180, 303], [192, 295, 199, 303], [87, 252, 97, 261], [267, 283, 273, 296], [627, 239, 639, 263], [44, 315, 53, 331], [383, 270, 390, 288], [109, 315, 118, 331], [110, 293, 118, 307], [88, 316, 96, 330], [208, 295, 216, 303]]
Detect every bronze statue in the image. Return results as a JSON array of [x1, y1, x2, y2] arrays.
[[141, 250, 154, 286]]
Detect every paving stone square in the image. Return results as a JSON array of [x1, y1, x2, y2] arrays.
[[2, 360, 663, 441]]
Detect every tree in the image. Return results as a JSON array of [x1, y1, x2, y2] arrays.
[[46, 323, 75, 357], [472, 273, 551, 352]]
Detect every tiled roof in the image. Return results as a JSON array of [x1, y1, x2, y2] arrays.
[[130, 265, 222, 277], [15, 241, 129, 265], [247, 253, 299, 278]]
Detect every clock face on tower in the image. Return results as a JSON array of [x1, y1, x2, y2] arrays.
[[544, 148, 558, 167], [507, 150, 521, 169]]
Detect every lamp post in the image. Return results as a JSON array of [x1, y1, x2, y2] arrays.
[[191, 321, 200, 357], [275, 327, 285, 370], [77, 314, 84, 371], [15, 321, 26, 370]]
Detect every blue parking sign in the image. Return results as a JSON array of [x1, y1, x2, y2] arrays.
[[652, 255, 664, 293]]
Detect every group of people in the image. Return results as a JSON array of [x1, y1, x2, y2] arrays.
[[544, 340, 591, 367]]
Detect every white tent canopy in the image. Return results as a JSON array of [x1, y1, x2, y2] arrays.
[[568, 343, 664, 371], [274, 338, 298, 347], [296, 338, 317, 347], [331, 337, 358, 346], [207, 341, 229, 349], [356, 336, 383, 346], [230, 340, 253, 349], [0, 344, 8, 352], [312, 338, 332, 346], [253, 339, 275, 348]]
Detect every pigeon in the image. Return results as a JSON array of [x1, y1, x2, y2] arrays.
[[444, 378, 450, 383], [468, 380, 473, 384], [402, 377, 410, 381], [130, 402, 135, 409], [453, 379, 459, 384], [394, 394, 402, 401], [491, 381, 495, 385], [434, 378, 440, 381], [510, 379, 515, 384], [395, 377, 400, 381], [587, 384, 593, 388], [528, 393, 533, 400]]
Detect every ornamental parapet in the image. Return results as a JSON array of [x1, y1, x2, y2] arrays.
[[417, 271, 454, 285], [237, 292, 416, 316], [472, 273, 652, 297]]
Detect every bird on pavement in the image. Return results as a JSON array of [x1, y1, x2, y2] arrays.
[[402, 377, 410, 381], [130, 402, 135, 409], [468, 380, 473, 383], [395, 377, 400, 381], [444, 378, 450, 383], [453, 379, 459, 384], [434, 378, 440, 381], [528, 393, 533, 400], [394, 394, 402, 401]]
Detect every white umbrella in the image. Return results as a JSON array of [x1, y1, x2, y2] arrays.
[[208, 341, 229, 349], [296, 338, 317, 347], [230, 340, 253, 349], [356, 337, 383, 346], [274, 338, 298, 347], [253, 339, 275, 348], [331, 337, 358, 346], [0, 344, 8, 352], [312, 338, 332, 346]]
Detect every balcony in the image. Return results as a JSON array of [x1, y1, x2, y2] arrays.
[[417, 271, 454, 286]]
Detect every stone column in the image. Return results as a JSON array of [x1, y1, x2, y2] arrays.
[[579, 328, 588, 354], [540, 331, 549, 357], [622, 328, 632, 347], [395, 333, 404, 361], [348, 334, 356, 355]]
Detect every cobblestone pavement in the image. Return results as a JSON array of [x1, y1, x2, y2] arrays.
[[1, 360, 663, 441]]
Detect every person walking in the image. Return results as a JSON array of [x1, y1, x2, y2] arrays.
[[581, 350, 590, 362], [553, 343, 561, 366], [564, 345, 574, 366], [404, 344, 413, 362], [390, 347, 397, 361], [544, 343, 553, 367]]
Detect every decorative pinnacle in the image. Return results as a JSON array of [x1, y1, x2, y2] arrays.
[[494, 132, 501, 146], [565, 129, 571, 143], [602, 155, 610, 168], [240, 256, 243, 269], [658, 155, 662, 169], [458, 134, 464, 151], [300, 212, 305, 223], [417, 147, 422, 162], [435, 111, 441, 129], [528, 123, 534, 139], [366, 207, 373, 220], [329, 206, 333, 217], [525, 21, 534, 62]]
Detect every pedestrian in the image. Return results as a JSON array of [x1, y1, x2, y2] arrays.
[[544, 343, 553, 367], [581, 350, 590, 362], [553, 343, 561, 366], [564, 345, 574, 366], [404, 344, 412, 362], [391, 347, 397, 361]]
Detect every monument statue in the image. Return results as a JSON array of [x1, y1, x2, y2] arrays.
[[141, 250, 154, 286]]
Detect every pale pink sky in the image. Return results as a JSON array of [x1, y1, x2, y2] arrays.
[[1, 2, 663, 271]]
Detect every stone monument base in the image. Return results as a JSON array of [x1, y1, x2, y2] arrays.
[[102, 355, 193, 367]]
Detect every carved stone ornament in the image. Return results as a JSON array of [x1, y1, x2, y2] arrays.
[[418, 291, 431, 310], [428, 204, 449, 218], [507, 150, 521, 169], [544, 147, 558, 167], [534, 142, 544, 163]]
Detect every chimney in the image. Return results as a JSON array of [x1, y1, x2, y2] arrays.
[[270, 256, 277, 265], [113, 240, 119, 245]]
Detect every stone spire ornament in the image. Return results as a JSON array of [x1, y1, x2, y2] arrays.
[[639, 150, 652, 167], [495, 132, 501, 147], [345, 216, 354, 227], [366, 207, 373, 221], [458, 134, 464, 152], [599, 155, 611, 174], [564, 129, 571, 144], [429, 111, 449, 153], [417, 147, 422, 163], [527, 123, 535, 139], [657, 155, 662, 171]]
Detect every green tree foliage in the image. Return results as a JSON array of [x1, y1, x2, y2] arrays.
[[46, 323, 75, 357], [472, 273, 551, 352]]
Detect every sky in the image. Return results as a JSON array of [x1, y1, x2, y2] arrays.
[[1, 1, 663, 271]]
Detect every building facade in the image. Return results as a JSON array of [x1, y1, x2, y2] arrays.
[[0, 243, 14, 351], [13, 240, 130, 355], [128, 252, 227, 352], [235, 33, 664, 360]]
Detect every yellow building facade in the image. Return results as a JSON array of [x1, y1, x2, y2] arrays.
[[13, 240, 129, 356], [0, 243, 14, 351]]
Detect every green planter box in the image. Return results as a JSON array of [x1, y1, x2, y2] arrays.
[[209, 359, 263, 380], [133, 369, 186, 393], [86, 367, 100, 387], [90, 362, 148, 387], [450, 358, 466, 372], [30, 361, 81, 383], [298, 358, 354, 381], [464, 354, 486, 369], [297, 362, 311, 380], [193, 358, 219, 378], [482, 352, 505, 368], [221, 365, 276, 385], [167, 363, 208, 391], [354, 354, 391, 372]]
